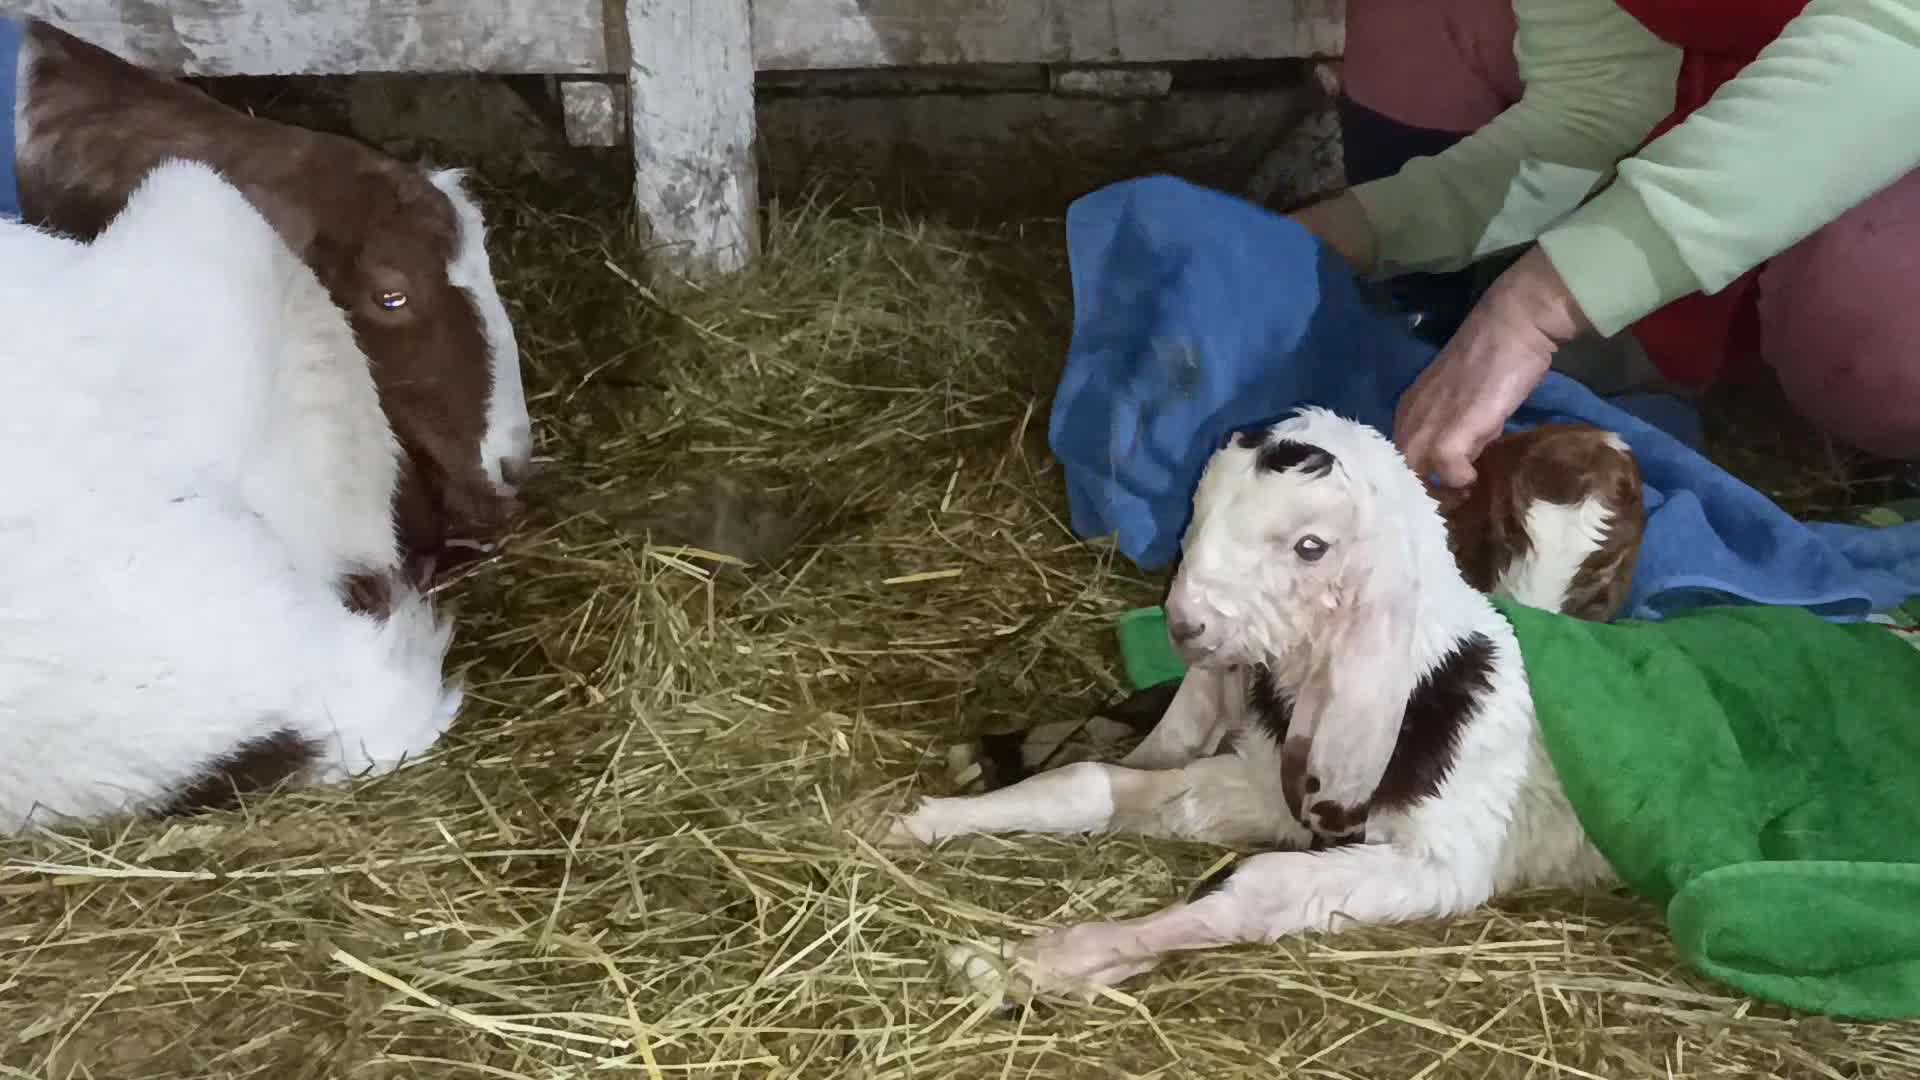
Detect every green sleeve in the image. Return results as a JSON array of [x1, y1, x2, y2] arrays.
[[1346, 0, 1680, 277], [1539, 0, 1920, 337]]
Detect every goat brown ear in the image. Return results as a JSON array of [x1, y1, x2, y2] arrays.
[[390, 439, 447, 570], [237, 182, 320, 262], [1425, 475, 1473, 515]]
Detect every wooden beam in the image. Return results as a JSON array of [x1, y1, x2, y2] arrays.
[[752, 0, 1344, 71], [18, 0, 1343, 77], [10, 0, 614, 75], [626, 0, 758, 281], [21, 0, 1341, 283]]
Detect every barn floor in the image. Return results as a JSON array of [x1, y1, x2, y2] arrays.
[[3, 159, 1916, 1080]]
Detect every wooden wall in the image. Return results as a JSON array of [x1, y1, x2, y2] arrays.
[[13, 1, 1342, 76], [9, 0, 1344, 278]]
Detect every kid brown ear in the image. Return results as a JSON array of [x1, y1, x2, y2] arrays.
[[237, 181, 320, 263], [1426, 476, 1474, 515]]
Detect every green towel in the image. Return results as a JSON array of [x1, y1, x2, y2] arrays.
[[1114, 593, 1920, 1019], [1115, 606, 1189, 691], [1496, 597, 1920, 1021]]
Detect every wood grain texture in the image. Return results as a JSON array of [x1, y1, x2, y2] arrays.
[[17, 0, 1342, 75], [626, 0, 757, 281], [9, 0, 613, 74], [18, 0, 1342, 277], [752, 0, 1344, 71]]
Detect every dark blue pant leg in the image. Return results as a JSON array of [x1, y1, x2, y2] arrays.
[[1338, 94, 1488, 345]]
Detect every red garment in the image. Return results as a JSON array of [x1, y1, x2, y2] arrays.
[[1609, 1, 1809, 387]]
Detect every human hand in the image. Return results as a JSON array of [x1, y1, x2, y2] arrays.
[[1393, 246, 1592, 489]]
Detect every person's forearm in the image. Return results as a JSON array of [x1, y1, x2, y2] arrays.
[[1539, 0, 1920, 336], [1345, 0, 1679, 277], [1292, 193, 1377, 272]]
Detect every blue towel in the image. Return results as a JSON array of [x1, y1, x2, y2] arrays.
[[1049, 175, 1920, 622], [0, 16, 22, 222]]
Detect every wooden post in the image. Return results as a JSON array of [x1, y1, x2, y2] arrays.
[[625, 0, 759, 282]]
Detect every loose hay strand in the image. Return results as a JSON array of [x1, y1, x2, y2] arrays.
[[2, 162, 1914, 1079]]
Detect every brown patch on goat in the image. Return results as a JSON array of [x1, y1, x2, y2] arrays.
[[152, 728, 324, 817], [17, 21, 509, 572], [338, 571, 395, 618], [1266, 632, 1494, 846], [1366, 630, 1495, 813], [1304, 799, 1366, 841], [1279, 734, 1313, 821], [1439, 424, 1645, 621], [1563, 436, 1646, 622], [1252, 437, 1336, 478]]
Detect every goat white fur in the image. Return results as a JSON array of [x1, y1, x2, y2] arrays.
[[0, 160, 461, 833], [883, 407, 1618, 999]]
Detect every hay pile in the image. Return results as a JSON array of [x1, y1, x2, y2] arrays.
[[4, 162, 1916, 1080]]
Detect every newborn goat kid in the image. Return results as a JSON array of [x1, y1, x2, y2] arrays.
[[11, 17, 533, 575], [0, 161, 462, 833], [882, 408, 1620, 998], [956, 422, 1643, 791]]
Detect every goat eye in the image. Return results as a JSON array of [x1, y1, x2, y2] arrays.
[[1294, 535, 1329, 562], [377, 289, 409, 311]]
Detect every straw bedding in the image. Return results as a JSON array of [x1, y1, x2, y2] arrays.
[[3, 161, 1916, 1080]]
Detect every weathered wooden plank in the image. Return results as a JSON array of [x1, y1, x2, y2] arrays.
[[752, 0, 1344, 71], [18, 0, 1341, 281], [8, 0, 612, 75], [15, 0, 1343, 77], [1050, 67, 1173, 100], [756, 80, 1332, 214], [627, 0, 757, 281]]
